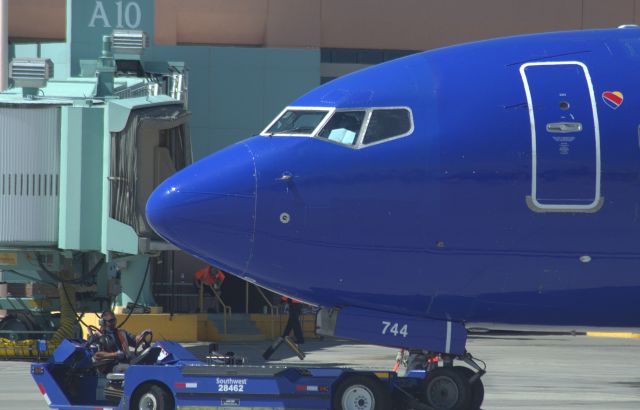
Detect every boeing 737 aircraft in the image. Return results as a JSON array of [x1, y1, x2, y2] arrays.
[[146, 27, 640, 409]]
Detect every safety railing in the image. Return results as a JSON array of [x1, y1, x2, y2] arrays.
[[199, 282, 231, 335], [253, 285, 280, 339]]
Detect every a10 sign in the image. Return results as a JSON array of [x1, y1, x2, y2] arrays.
[[88, 1, 143, 29]]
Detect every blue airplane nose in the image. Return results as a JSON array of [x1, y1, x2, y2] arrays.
[[146, 143, 256, 274]]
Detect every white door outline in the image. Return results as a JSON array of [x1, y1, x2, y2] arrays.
[[519, 61, 602, 212]]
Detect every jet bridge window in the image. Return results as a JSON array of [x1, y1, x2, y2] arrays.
[[264, 109, 329, 136], [316, 111, 366, 146], [363, 108, 413, 145]]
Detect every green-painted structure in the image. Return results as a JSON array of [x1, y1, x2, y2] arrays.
[[11, 0, 320, 160], [0, 0, 319, 338], [10, 42, 319, 160]]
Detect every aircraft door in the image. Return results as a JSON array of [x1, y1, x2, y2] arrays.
[[520, 62, 602, 212]]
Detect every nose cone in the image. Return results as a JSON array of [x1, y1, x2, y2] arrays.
[[146, 142, 256, 274]]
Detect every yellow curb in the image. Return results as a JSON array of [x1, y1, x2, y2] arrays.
[[586, 332, 640, 339]]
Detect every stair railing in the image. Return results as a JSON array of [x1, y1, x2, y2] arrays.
[[254, 285, 279, 339], [199, 281, 232, 335]]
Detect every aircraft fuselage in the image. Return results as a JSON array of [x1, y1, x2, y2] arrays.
[[147, 27, 640, 330]]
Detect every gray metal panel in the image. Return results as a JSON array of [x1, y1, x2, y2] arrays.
[[180, 365, 291, 377], [0, 106, 60, 245]]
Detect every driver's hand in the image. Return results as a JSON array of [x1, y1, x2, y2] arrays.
[[95, 351, 112, 360], [136, 329, 152, 345]]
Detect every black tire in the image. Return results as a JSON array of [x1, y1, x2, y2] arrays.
[[421, 367, 472, 410], [131, 383, 174, 410], [453, 366, 484, 410], [332, 374, 392, 410]]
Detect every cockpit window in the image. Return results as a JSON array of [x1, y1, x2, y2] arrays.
[[317, 111, 366, 146], [264, 109, 330, 135], [362, 108, 413, 145], [261, 106, 413, 147]]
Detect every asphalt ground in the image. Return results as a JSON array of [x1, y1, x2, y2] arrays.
[[2, 334, 640, 409]]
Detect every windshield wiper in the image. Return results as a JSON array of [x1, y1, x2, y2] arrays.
[[268, 126, 316, 135]]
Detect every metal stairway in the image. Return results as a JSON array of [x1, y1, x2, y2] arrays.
[[206, 314, 266, 342]]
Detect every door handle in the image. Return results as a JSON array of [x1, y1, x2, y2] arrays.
[[546, 122, 582, 133]]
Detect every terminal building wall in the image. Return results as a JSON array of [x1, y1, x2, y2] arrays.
[[8, 0, 640, 50]]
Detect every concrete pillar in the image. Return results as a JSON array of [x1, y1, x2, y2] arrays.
[[0, 0, 7, 91], [116, 256, 156, 310]]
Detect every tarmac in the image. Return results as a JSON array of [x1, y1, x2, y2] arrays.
[[2, 333, 640, 409]]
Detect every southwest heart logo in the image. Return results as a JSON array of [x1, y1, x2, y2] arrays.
[[602, 91, 624, 109]]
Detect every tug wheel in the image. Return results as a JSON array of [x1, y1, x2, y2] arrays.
[[422, 367, 471, 410], [332, 375, 391, 410], [453, 366, 484, 410], [132, 383, 174, 410]]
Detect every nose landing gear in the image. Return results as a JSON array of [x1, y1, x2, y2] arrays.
[[401, 350, 486, 410]]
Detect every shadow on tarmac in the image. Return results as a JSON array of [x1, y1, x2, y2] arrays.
[[185, 338, 353, 366]]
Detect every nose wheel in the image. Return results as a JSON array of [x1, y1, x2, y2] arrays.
[[422, 367, 478, 410], [424, 367, 468, 409], [452, 366, 485, 410]]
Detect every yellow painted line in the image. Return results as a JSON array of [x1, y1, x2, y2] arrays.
[[586, 332, 640, 339]]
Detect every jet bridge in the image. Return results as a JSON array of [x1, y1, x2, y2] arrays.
[[0, 30, 191, 356]]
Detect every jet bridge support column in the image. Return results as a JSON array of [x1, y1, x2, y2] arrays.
[[115, 256, 156, 310], [0, 271, 6, 320], [50, 259, 77, 346], [0, 0, 7, 91]]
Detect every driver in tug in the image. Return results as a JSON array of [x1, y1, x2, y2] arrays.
[[93, 310, 152, 373]]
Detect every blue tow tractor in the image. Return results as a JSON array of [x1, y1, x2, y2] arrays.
[[29, 335, 480, 410]]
